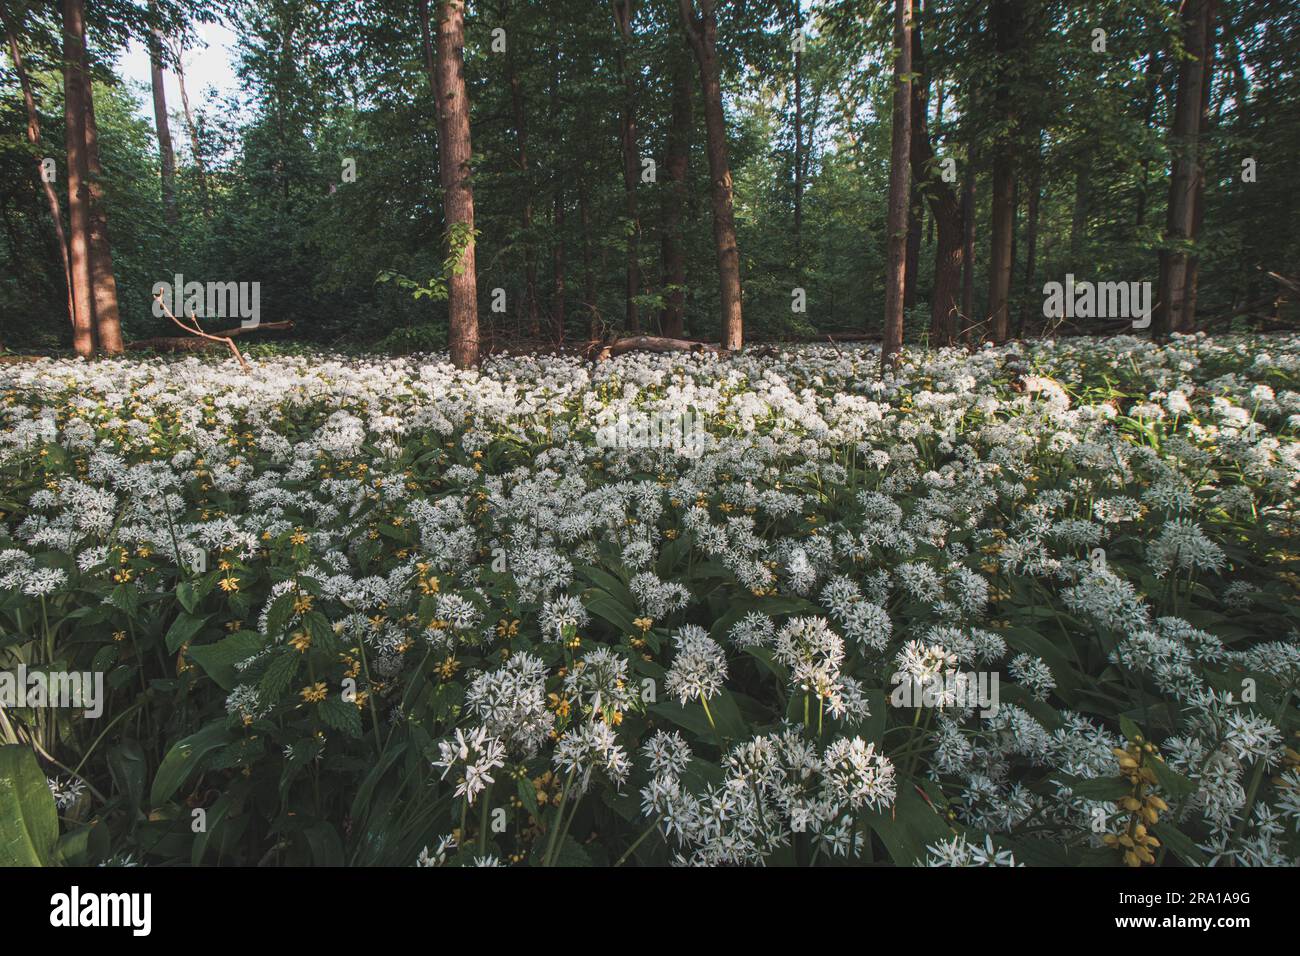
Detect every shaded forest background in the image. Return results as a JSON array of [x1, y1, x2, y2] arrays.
[[1, 0, 1297, 354]]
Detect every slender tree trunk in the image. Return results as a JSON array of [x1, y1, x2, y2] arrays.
[[984, 0, 1022, 343], [791, 0, 804, 272], [82, 56, 124, 354], [681, 0, 742, 351], [909, 15, 962, 345], [1154, 0, 1216, 336], [2, 0, 75, 338], [502, 3, 538, 337], [1134, 50, 1163, 228], [612, 1, 641, 332], [579, 177, 598, 340], [432, 0, 479, 367], [61, 0, 95, 356], [1069, 160, 1089, 266], [1016, 130, 1042, 338], [904, 19, 928, 313], [959, 149, 976, 337], [882, 0, 912, 371], [1182, 9, 1217, 334], [172, 38, 212, 219], [659, 35, 692, 339], [148, 10, 176, 230]]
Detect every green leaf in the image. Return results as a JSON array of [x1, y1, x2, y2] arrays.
[[1152, 822, 1209, 866], [150, 722, 233, 808], [0, 745, 59, 867], [319, 696, 364, 737], [107, 740, 147, 821], [187, 630, 264, 691], [165, 611, 209, 653]]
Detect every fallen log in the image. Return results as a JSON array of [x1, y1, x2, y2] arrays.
[[596, 335, 725, 361], [127, 319, 293, 353]]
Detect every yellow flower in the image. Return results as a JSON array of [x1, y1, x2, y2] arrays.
[[300, 682, 328, 703], [218, 576, 240, 592], [289, 631, 312, 653]]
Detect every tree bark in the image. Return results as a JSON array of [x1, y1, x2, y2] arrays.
[[612, 1, 641, 333], [502, 1, 538, 336], [680, 0, 742, 351], [908, 17, 963, 345], [1016, 129, 1042, 338], [578, 176, 599, 340], [959, 149, 977, 338], [82, 51, 125, 354], [659, 34, 693, 339], [1, 0, 76, 339], [904, 21, 927, 313], [148, 5, 176, 230], [171, 37, 212, 219], [61, 0, 95, 356], [431, 0, 479, 368], [1154, 0, 1216, 337], [984, 0, 1022, 343], [882, 0, 912, 371]]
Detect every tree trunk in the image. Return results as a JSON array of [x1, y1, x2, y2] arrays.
[[579, 177, 599, 340], [1069, 160, 1089, 266], [659, 35, 692, 340], [959, 149, 977, 337], [791, 0, 804, 271], [908, 16, 962, 345], [148, 9, 177, 230], [1016, 129, 1042, 338], [61, 0, 95, 356], [82, 53, 125, 354], [904, 26, 927, 313], [172, 38, 212, 219], [1182, 11, 1217, 334], [431, 0, 479, 368], [1, 0, 75, 338], [612, 2, 641, 333], [681, 0, 742, 351], [882, 0, 912, 371], [1134, 51, 1163, 228], [984, 0, 1022, 343], [1154, 0, 1216, 337], [503, 3, 538, 337]]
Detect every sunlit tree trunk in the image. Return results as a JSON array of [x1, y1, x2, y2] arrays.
[[1154, 0, 1216, 336], [882, 0, 912, 370], [61, 0, 95, 356], [681, 0, 742, 351], [431, 0, 479, 367]]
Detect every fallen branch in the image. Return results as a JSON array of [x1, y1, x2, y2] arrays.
[[127, 320, 293, 352], [137, 296, 288, 369], [596, 335, 725, 361]]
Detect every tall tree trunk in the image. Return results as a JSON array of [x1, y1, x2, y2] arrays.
[[984, 0, 1022, 343], [148, 8, 176, 230], [1016, 129, 1042, 338], [681, 0, 742, 351], [904, 17, 928, 313], [1154, 0, 1216, 337], [503, 2, 538, 336], [1069, 160, 1089, 266], [431, 0, 479, 367], [881, 0, 912, 371], [1134, 51, 1163, 228], [2, 0, 75, 338], [959, 149, 977, 337], [659, 35, 692, 339], [550, 63, 565, 345], [61, 0, 95, 356], [171, 38, 212, 219], [790, 0, 804, 272], [1182, 10, 1217, 335], [579, 177, 598, 340], [909, 14, 962, 345], [612, 1, 641, 333], [82, 56, 125, 354]]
